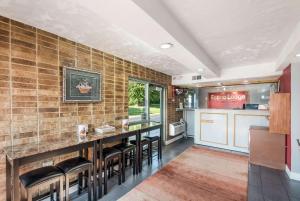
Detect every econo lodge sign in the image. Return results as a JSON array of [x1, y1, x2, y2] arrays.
[[208, 91, 248, 109]]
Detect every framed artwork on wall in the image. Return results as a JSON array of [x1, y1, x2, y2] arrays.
[[63, 67, 101, 102]]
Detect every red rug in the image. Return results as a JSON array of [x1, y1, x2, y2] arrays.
[[119, 146, 248, 201]]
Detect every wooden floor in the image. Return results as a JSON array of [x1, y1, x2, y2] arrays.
[[49, 138, 300, 201], [119, 146, 248, 201]]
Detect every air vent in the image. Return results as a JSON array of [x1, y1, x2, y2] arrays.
[[192, 75, 202, 80]]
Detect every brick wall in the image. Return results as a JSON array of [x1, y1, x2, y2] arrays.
[[0, 15, 182, 199]]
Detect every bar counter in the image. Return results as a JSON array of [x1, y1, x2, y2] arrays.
[[3, 121, 162, 201]]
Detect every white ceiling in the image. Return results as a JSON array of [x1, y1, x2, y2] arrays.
[[0, 0, 300, 80], [0, 0, 193, 75], [160, 0, 300, 69]]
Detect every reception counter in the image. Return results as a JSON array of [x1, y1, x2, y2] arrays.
[[194, 109, 269, 153]]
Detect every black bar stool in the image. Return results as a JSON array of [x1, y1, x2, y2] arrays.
[[99, 147, 122, 195], [56, 156, 92, 201], [19, 166, 64, 201], [114, 143, 136, 182], [130, 138, 151, 166], [144, 135, 162, 164]]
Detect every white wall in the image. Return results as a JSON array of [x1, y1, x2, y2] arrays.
[[291, 63, 300, 174]]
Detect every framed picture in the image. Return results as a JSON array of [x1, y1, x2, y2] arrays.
[[63, 67, 101, 102]]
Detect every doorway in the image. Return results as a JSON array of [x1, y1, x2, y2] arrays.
[[149, 84, 163, 123], [128, 79, 166, 141]]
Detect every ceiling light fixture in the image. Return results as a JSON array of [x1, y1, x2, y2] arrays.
[[160, 43, 173, 49], [197, 68, 204, 72], [296, 53, 300, 57]]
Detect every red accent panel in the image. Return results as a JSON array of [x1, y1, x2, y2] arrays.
[[279, 65, 291, 170], [208, 91, 248, 109]]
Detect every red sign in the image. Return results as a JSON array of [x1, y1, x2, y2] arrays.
[[208, 91, 248, 109]]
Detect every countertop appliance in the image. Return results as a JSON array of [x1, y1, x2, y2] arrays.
[[243, 104, 259, 110]]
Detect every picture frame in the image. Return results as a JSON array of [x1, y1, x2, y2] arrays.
[[63, 67, 102, 102]]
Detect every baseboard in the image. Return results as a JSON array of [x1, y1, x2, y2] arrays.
[[165, 134, 183, 145], [285, 165, 300, 181]]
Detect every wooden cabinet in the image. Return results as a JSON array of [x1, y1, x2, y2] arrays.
[[249, 126, 285, 169], [269, 93, 290, 134]]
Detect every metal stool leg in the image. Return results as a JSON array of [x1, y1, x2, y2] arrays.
[[65, 175, 70, 201], [50, 184, 54, 200], [59, 176, 64, 201], [118, 154, 122, 185], [104, 159, 108, 195], [111, 160, 114, 177], [132, 149, 136, 175], [122, 152, 126, 183], [88, 166, 92, 201], [107, 160, 111, 179], [147, 144, 151, 165], [158, 139, 161, 160], [56, 181, 60, 201], [27, 188, 32, 201], [129, 151, 133, 166], [150, 142, 153, 164]]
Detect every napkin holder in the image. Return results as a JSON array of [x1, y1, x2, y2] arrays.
[[95, 125, 116, 134]]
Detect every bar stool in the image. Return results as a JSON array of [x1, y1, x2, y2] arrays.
[[19, 166, 64, 201], [99, 147, 122, 195], [144, 135, 162, 164], [114, 143, 136, 182], [56, 156, 92, 201], [130, 138, 151, 165]]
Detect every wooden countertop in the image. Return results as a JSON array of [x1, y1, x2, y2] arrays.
[[249, 126, 269, 131]]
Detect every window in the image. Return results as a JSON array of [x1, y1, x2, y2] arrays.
[[128, 79, 164, 124], [128, 80, 148, 122]]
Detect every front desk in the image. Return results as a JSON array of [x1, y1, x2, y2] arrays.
[[194, 109, 269, 153]]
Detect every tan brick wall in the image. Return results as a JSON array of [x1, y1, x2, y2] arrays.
[[0, 16, 182, 199]]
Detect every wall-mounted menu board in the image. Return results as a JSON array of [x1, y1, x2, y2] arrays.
[[208, 91, 248, 109]]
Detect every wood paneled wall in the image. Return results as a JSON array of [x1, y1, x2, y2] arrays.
[[0, 15, 182, 199]]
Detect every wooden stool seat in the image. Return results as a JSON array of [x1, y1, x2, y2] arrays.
[[56, 156, 92, 173], [19, 166, 64, 201], [144, 136, 160, 142], [56, 157, 92, 201]]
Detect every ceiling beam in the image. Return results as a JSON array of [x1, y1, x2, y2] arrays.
[[132, 0, 220, 77], [276, 21, 300, 70]]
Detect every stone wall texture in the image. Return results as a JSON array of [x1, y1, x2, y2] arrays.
[[0, 15, 182, 199]]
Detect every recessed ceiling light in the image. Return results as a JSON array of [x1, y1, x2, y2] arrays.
[[160, 43, 173, 49], [296, 53, 300, 57], [197, 68, 204, 72]]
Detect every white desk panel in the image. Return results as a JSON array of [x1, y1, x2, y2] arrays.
[[200, 113, 228, 145], [234, 114, 269, 148], [195, 109, 269, 153]]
